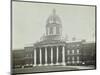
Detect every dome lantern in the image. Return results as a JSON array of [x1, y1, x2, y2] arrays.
[[47, 9, 61, 24], [45, 9, 62, 39]]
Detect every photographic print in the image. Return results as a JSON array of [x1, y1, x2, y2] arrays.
[[12, 0, 96, 74]]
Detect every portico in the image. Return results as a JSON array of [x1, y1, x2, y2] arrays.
[[33, 45, 66, 66]]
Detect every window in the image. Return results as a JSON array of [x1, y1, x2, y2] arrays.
[[77, 61, 79, 63], [77, 49, 79, 54], [77, 56, 80, 63], [53, 26, 56, 34], [67, 57, 70, 60], [72, 56, 75, 64], [72, 50, 74, 54], [72, 56, 75, 61], [67, 61, 70, 64], [67, 57, 70, 64], [77, 56, 79, 60], [67, 50, 70, 54], [72, 61, 75, 64]]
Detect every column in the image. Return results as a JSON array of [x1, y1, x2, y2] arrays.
[[51, 47, 53, 65], [34, 48, 36, 66], [62, 46, 66, 65], [39, 48, 42, 66], [56, 46, 59, 65], [45, 47, 47, 65]]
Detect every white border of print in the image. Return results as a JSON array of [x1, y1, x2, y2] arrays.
[[0, 0, 100, 75]]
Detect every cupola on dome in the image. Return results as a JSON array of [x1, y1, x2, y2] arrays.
[[47, 9, 61, 24]]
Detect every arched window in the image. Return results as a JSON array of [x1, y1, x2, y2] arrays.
[[53, 26, 56, 35]]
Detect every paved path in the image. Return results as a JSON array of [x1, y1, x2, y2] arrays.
[[13, 65, 95, 74]]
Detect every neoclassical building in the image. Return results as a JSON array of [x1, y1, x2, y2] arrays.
[[25, 9, 66, 66], [13, 9, 96, 69]]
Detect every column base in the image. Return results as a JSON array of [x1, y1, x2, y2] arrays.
[[62, 62, 66, 66], [56, 63, 60, 65], [50, 63, 53, 65], [44, 63, 48, 66], [33, 64, 37, 66], [38, 64, 42, 66]]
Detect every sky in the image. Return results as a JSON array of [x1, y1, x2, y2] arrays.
[[12, 1, 96, 49]]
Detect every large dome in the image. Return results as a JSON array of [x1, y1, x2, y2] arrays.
[[47, 9, 61, 24]]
